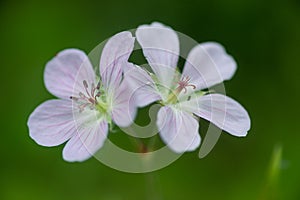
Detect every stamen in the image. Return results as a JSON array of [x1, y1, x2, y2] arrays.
[[79, 92, 87, 99], [96, 81, 100, 90], [91, 83, 95, 97], [70, 96, 78, 101], [176, 76, 196, 94], [83, 80, 88, 88], [83, 80, 91, 97], [79, 103, 89, 112], [88, 98, 96, 104], [187, 84, 196, 89], [70, 80, 104, 112]]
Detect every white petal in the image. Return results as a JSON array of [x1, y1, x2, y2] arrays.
[[63, 120, 108, 162], [99, 31, 135, 91], [182, 42, 237, 90], [136, 22, 179, 89], [27, 100, 76, 147], [111, 78, 137, 127], [44, 49, 96, 99], [157, 106, 201, 153], [124, 66, 162, 107], [180, 94, 250, 137]]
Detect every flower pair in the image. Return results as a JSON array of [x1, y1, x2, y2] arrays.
[[28, 22, 250, 162]]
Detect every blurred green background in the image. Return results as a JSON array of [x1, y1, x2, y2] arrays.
[[1, 0, 300, 199]]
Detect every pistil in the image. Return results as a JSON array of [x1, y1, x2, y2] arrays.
[[166, 76, 196, 104]]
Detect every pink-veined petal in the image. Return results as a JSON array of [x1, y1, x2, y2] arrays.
[[111, 78, 137, 127], [157, 106, 201, 153], [180, 94, 250, 137], [99, 31, 135, 91], [62, 120, 108, 162], [124, 66, 162, 107], [136, 22, 179, 89], [28, 99, 76, 147], [182, 42, 237, 90], [44, 49, 96, 99]]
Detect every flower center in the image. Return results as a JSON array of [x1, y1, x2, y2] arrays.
[[176, 76, 196, 94], [166, 76, 196, 104], [70, 80, 107, 113]]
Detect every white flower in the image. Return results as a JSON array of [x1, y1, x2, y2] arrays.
[[126, 22, 251, 153], [27, 32, 136, 162]]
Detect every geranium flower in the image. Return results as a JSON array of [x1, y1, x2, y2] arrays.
[[28, 32, 136, 162], [126, 22, 251, 153]]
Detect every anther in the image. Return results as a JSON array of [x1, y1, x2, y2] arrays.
[[96, 81, 100, 90], [82, 80, 91, 97], [83, 80, 88, 88], [91, 83, 95, 97], [70, 96, 78, 101], [79, 92, 86, 98]]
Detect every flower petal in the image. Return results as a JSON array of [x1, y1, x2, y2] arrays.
[[99, 31, 135, 91], [124, 65, 162, 107], [44, 49, 96, 99], [157, 106, 201, 153], [182, 42, 237, 90], [136, 22, 179, 89], [180, 94, 250, 137], [111, 78, 137, 127], [62, 120, 108, 162], [28, 100, 76, 147]]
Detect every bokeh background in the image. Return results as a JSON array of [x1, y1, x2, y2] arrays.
[[1, 0, 300, 199]]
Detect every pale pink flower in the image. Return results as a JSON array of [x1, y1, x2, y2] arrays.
[[126, 22, 251, 153], [28, 32, 136, 162]]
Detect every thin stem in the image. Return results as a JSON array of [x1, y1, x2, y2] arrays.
[[144, 172, 163, 200]]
